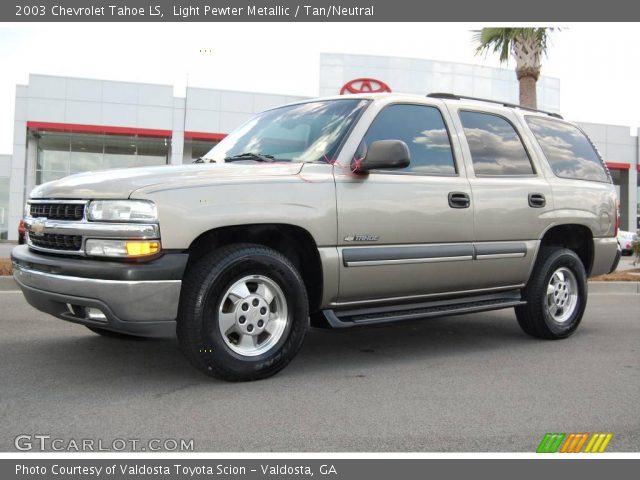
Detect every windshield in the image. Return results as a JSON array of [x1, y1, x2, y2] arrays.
[[202, 99, 369, 164]]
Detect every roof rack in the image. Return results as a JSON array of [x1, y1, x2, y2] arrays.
[[427, 92, 563, 119]]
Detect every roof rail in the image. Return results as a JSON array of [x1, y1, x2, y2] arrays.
[[427, 92, 563, 119]]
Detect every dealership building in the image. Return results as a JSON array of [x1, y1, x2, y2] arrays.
[[1, 53, 638, 240]]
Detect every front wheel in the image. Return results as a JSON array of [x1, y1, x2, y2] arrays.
[[177, 244, 309, 381], [515, 247, 587, 339]]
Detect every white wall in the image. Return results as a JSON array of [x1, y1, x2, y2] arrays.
[[185, 87, 308, 134], [320, 53, 561, 113], [0, 154, 11, 240], [8, 85, 27, 241], [25, 74, 175, 130]]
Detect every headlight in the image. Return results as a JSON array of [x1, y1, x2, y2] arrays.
[[86, 200, 157, 223], [24, 202, 30, 218]]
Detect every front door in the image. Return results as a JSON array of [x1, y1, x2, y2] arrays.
[[335, 102, 475, 304]]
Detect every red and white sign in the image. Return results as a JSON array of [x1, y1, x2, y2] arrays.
[[339, 78, 392, 95]]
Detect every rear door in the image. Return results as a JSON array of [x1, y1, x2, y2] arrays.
[[446, 105, 553, 289]]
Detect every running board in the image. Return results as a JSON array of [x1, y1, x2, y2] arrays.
[[322, 291, 525, 328]]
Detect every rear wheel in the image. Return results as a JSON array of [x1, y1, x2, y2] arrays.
[[177, 244, 309, 381], [516, 247, 587, 339]]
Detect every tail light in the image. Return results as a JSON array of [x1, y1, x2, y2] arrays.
[[614, 202, 620, 237]]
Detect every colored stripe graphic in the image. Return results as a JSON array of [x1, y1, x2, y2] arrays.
[[584, 433, 613, 453], [560, 433, 589, 453], [537, 433, 613, 453], [537, 433, 566, 453]]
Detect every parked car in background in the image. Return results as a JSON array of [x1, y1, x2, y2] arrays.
[[617, 230, 638, 256], [18, 219, 25, 245]]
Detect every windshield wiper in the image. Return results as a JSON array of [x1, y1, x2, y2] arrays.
[[224, 153, 276, 163]]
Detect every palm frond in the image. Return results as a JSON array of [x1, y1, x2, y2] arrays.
[[473, 27, 552, 65]]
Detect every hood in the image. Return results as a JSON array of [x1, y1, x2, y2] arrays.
[[29, 162, 304, 199]]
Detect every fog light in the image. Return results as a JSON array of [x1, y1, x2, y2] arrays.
[[66, 304, 107, 322], [85, 239, 160, 258], [86, 307, 107, 322]]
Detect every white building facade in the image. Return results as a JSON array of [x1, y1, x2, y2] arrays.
[[1, 53, 638, 240]]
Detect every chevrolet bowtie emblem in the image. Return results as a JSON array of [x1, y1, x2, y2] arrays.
[[31, 220, 46, 236]]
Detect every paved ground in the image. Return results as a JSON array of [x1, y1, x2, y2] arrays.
[[617, 254, 638, 270], [0, 242, 17, 259], [0, 291, 637, 452]]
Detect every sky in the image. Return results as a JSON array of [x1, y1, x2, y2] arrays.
[[0, 22, 639, 153]]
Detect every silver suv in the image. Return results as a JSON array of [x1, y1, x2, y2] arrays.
[[12, 93, 621, 381]]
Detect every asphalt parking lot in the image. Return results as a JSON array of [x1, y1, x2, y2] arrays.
[[0, 289, 638, 453]]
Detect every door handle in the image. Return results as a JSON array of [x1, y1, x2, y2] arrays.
[[528, 193, 546, 208], [448, 192, 471, 209]]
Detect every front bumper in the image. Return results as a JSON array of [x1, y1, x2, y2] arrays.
[[11, 245, 188, 337]]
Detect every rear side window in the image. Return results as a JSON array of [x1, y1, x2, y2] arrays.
[[459, 111, 534, 176], [363, 104, 456, 174], [526, 116, 609, 182]]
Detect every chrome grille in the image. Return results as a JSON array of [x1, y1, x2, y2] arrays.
[[30, 203, 85, 221], [29, 233, 83, 251]]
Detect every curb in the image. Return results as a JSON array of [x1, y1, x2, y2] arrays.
[[588, 281, 640, 294]]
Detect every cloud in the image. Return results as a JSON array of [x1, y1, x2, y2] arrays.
[[412, 128, 451, 150], [462, 127, 533, 175], [527, 118, 608, 182]]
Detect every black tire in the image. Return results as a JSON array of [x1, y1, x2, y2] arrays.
[[515, 247, 588, 340], [85, 326, 143, 339], [177, 243, 309, 381]]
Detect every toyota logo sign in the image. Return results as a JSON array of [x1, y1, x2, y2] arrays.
[[340, 78, 392, 95]]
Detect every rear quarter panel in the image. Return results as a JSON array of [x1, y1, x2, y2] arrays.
[[546, 177, 617, 238]]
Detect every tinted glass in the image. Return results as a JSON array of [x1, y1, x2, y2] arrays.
[[459, 111, 534, 175], [526, 116, 609, 182], [204, 99, 368, 164], [363, 104, 456, 174]]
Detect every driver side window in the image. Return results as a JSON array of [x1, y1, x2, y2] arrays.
[[363, 104, 457, 175]]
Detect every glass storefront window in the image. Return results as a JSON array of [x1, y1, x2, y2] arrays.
[[186, 139, 219, 162], [70, 134, 104, 173], [36, 171, 68, 185], [103, 135, 137, 169], [137, 137, 170, 166], [33, 130, 169, 185], [36, 132, 70, 179]]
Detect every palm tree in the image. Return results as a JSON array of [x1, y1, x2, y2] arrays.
[[473, 28, 552, 109]]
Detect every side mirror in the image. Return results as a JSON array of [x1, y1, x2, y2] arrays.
[[352, 140, 410, 174]]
